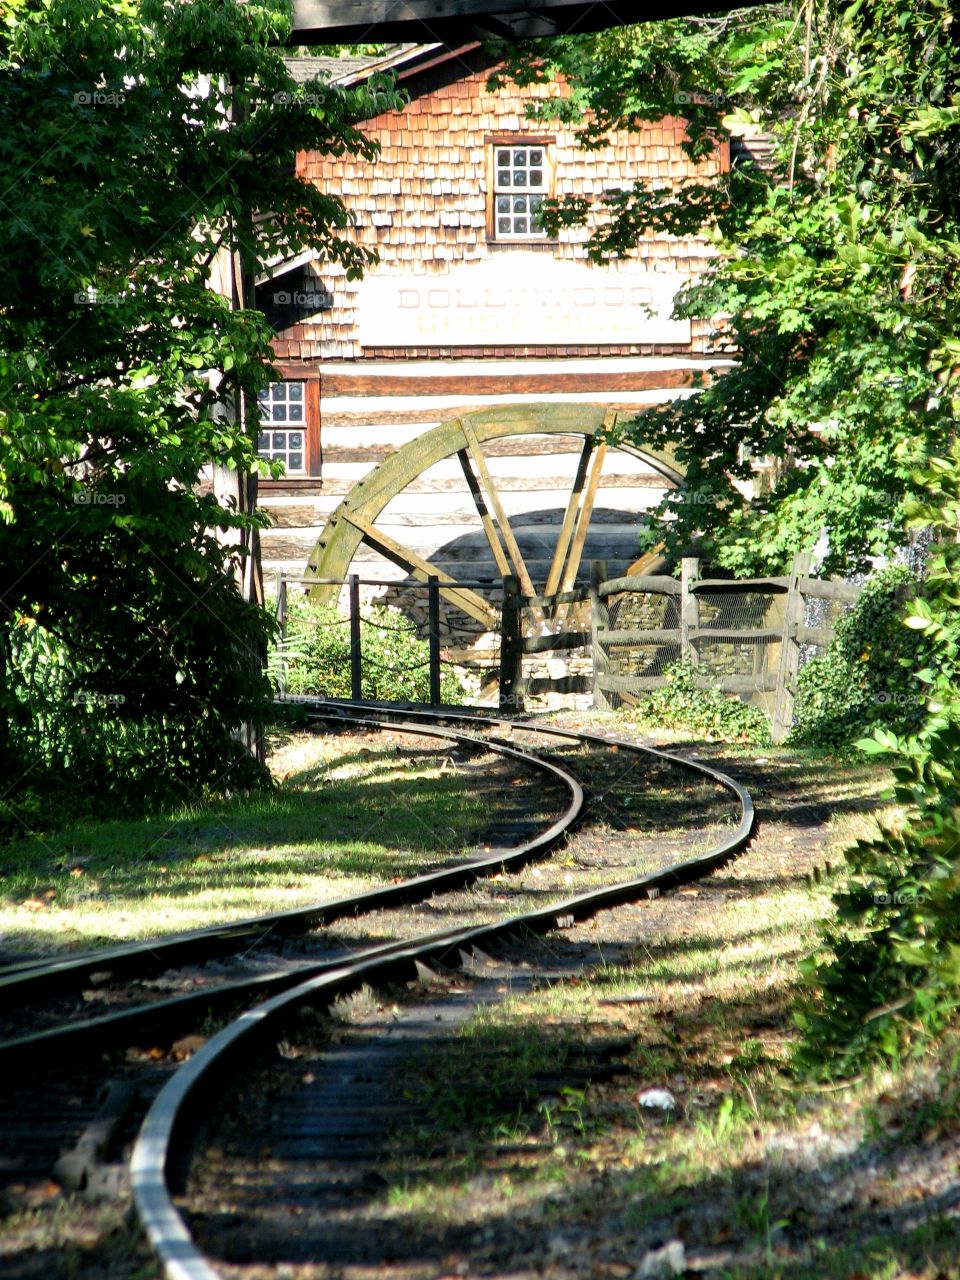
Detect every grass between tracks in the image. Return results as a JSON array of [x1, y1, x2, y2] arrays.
[[0, 727, 485, 958], [380, 742, 960, 1280]]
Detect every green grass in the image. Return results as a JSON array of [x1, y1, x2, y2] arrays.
[[0, 730, 485, 956], [372, 747, 960, 1277]]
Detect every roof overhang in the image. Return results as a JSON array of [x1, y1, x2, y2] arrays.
[[289, 1, 765, 46]]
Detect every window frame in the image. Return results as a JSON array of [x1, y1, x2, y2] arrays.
[[485, 135, 556, 244], [254, 371, 321, 484]]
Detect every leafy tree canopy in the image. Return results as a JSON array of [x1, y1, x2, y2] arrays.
[[494, 1, 960, 576], [0, 0, 401, 815], [496, 0, 960, 1076]]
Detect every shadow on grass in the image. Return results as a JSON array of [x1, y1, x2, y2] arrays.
[[188, 912, 960, 1280], [0, 762, 492, 958], [0, 734, 749, 958]]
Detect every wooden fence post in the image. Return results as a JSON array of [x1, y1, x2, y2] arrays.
[[771, 551, 812, 741], [590, 560, 609, 710], [680, 557, 700, 666], [499, 574, 523, 713], [349, 573, 362, 702], [427, 575, 441, 706]]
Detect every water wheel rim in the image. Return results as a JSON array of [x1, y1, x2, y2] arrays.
[[306, 402, 685, 620]]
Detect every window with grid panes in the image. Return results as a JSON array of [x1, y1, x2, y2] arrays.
[[257, 382, 306, 474], [493, 143, 550, 239]]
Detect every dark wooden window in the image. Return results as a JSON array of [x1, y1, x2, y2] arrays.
[[486, 137, 555, 242], [256, 378, 321, 481]]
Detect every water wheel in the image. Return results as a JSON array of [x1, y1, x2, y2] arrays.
[[306, 403, 685, 627]]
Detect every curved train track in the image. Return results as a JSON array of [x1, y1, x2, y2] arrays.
[[0, 716, 579, 1069], [1, 704, 755, 1278]]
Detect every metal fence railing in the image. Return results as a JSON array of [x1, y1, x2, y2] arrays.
[[271, 573, 505, 708], [272, 558, 863, 733]]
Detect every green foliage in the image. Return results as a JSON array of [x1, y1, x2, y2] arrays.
[[795, 447, 960, 1078], [2, 604, 271, 836], [623, 660, 771, 744], [495, 8, 960, 1072], [273, 594, 465, 704], [494, 3, 960, 575], [790, 566, 928, 750], [0, 0, 402, 813], [489, 16, 790, 163]]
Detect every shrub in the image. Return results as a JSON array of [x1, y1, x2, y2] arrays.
[[793, 791, 960, 1079], [789, 565, 928, 750], [794, 451, 960, 1079], [1, 604, 271, 836], [272, 593, 466, 704], [621, 660, 771, 743]]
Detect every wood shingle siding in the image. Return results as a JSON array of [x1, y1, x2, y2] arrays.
[[276, 57, 726, 362]]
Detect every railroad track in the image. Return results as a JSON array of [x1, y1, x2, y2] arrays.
[[1, 705, 754, 1278], [0, 716, 577, 1072]]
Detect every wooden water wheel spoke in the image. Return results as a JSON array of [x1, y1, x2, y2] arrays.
[[559, 436, 610, 595], [456, 447, 512, 579], [543, 434, 595, 601], [542, 412, 616, 622], [458, 418, 538, 600], [341, 511, 498, 628]]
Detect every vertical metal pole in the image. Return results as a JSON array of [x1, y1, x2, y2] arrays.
[[589, 560, 609, 710], [276, 576, 287, 700], [277, 576, 287, 629], [427, 575, 441, 706], [349, 573, 362, 702], [499, 574, 523, 713]]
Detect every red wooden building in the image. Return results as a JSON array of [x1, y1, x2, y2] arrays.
[[258, 42, 736, 687]]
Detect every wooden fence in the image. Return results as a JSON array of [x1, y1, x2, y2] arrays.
[[274, 559, 861, 739], [498, 553, 862, 740]]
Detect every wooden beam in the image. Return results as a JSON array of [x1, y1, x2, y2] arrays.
[[771, 551, 812, 742], [525, 587, 589, 608], [555, 410, 617, 600], [795, 624, 833, 648], [599, 671, 779, 697], [692, 576, 790, 594], [798, 576, 863, 603], [543, 435, 594, 601], [599, 628, 682, 645], [521, 630, 591, 655], [342, 510, 498, 628], [689, 628, 783, 643], [599, 574, 681, 596], [295, 0, 611, 23], [559, 437, 608, 595], [288, 1, 753, 44], [680, 557, 700, 665], [457, 448, 511, 578], [458, 418, 537, 599]]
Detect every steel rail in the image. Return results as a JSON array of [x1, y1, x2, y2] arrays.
[[296, 696, 756, 823], [131, 712, 755, 1280], [0, 719, 582, 1069]]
